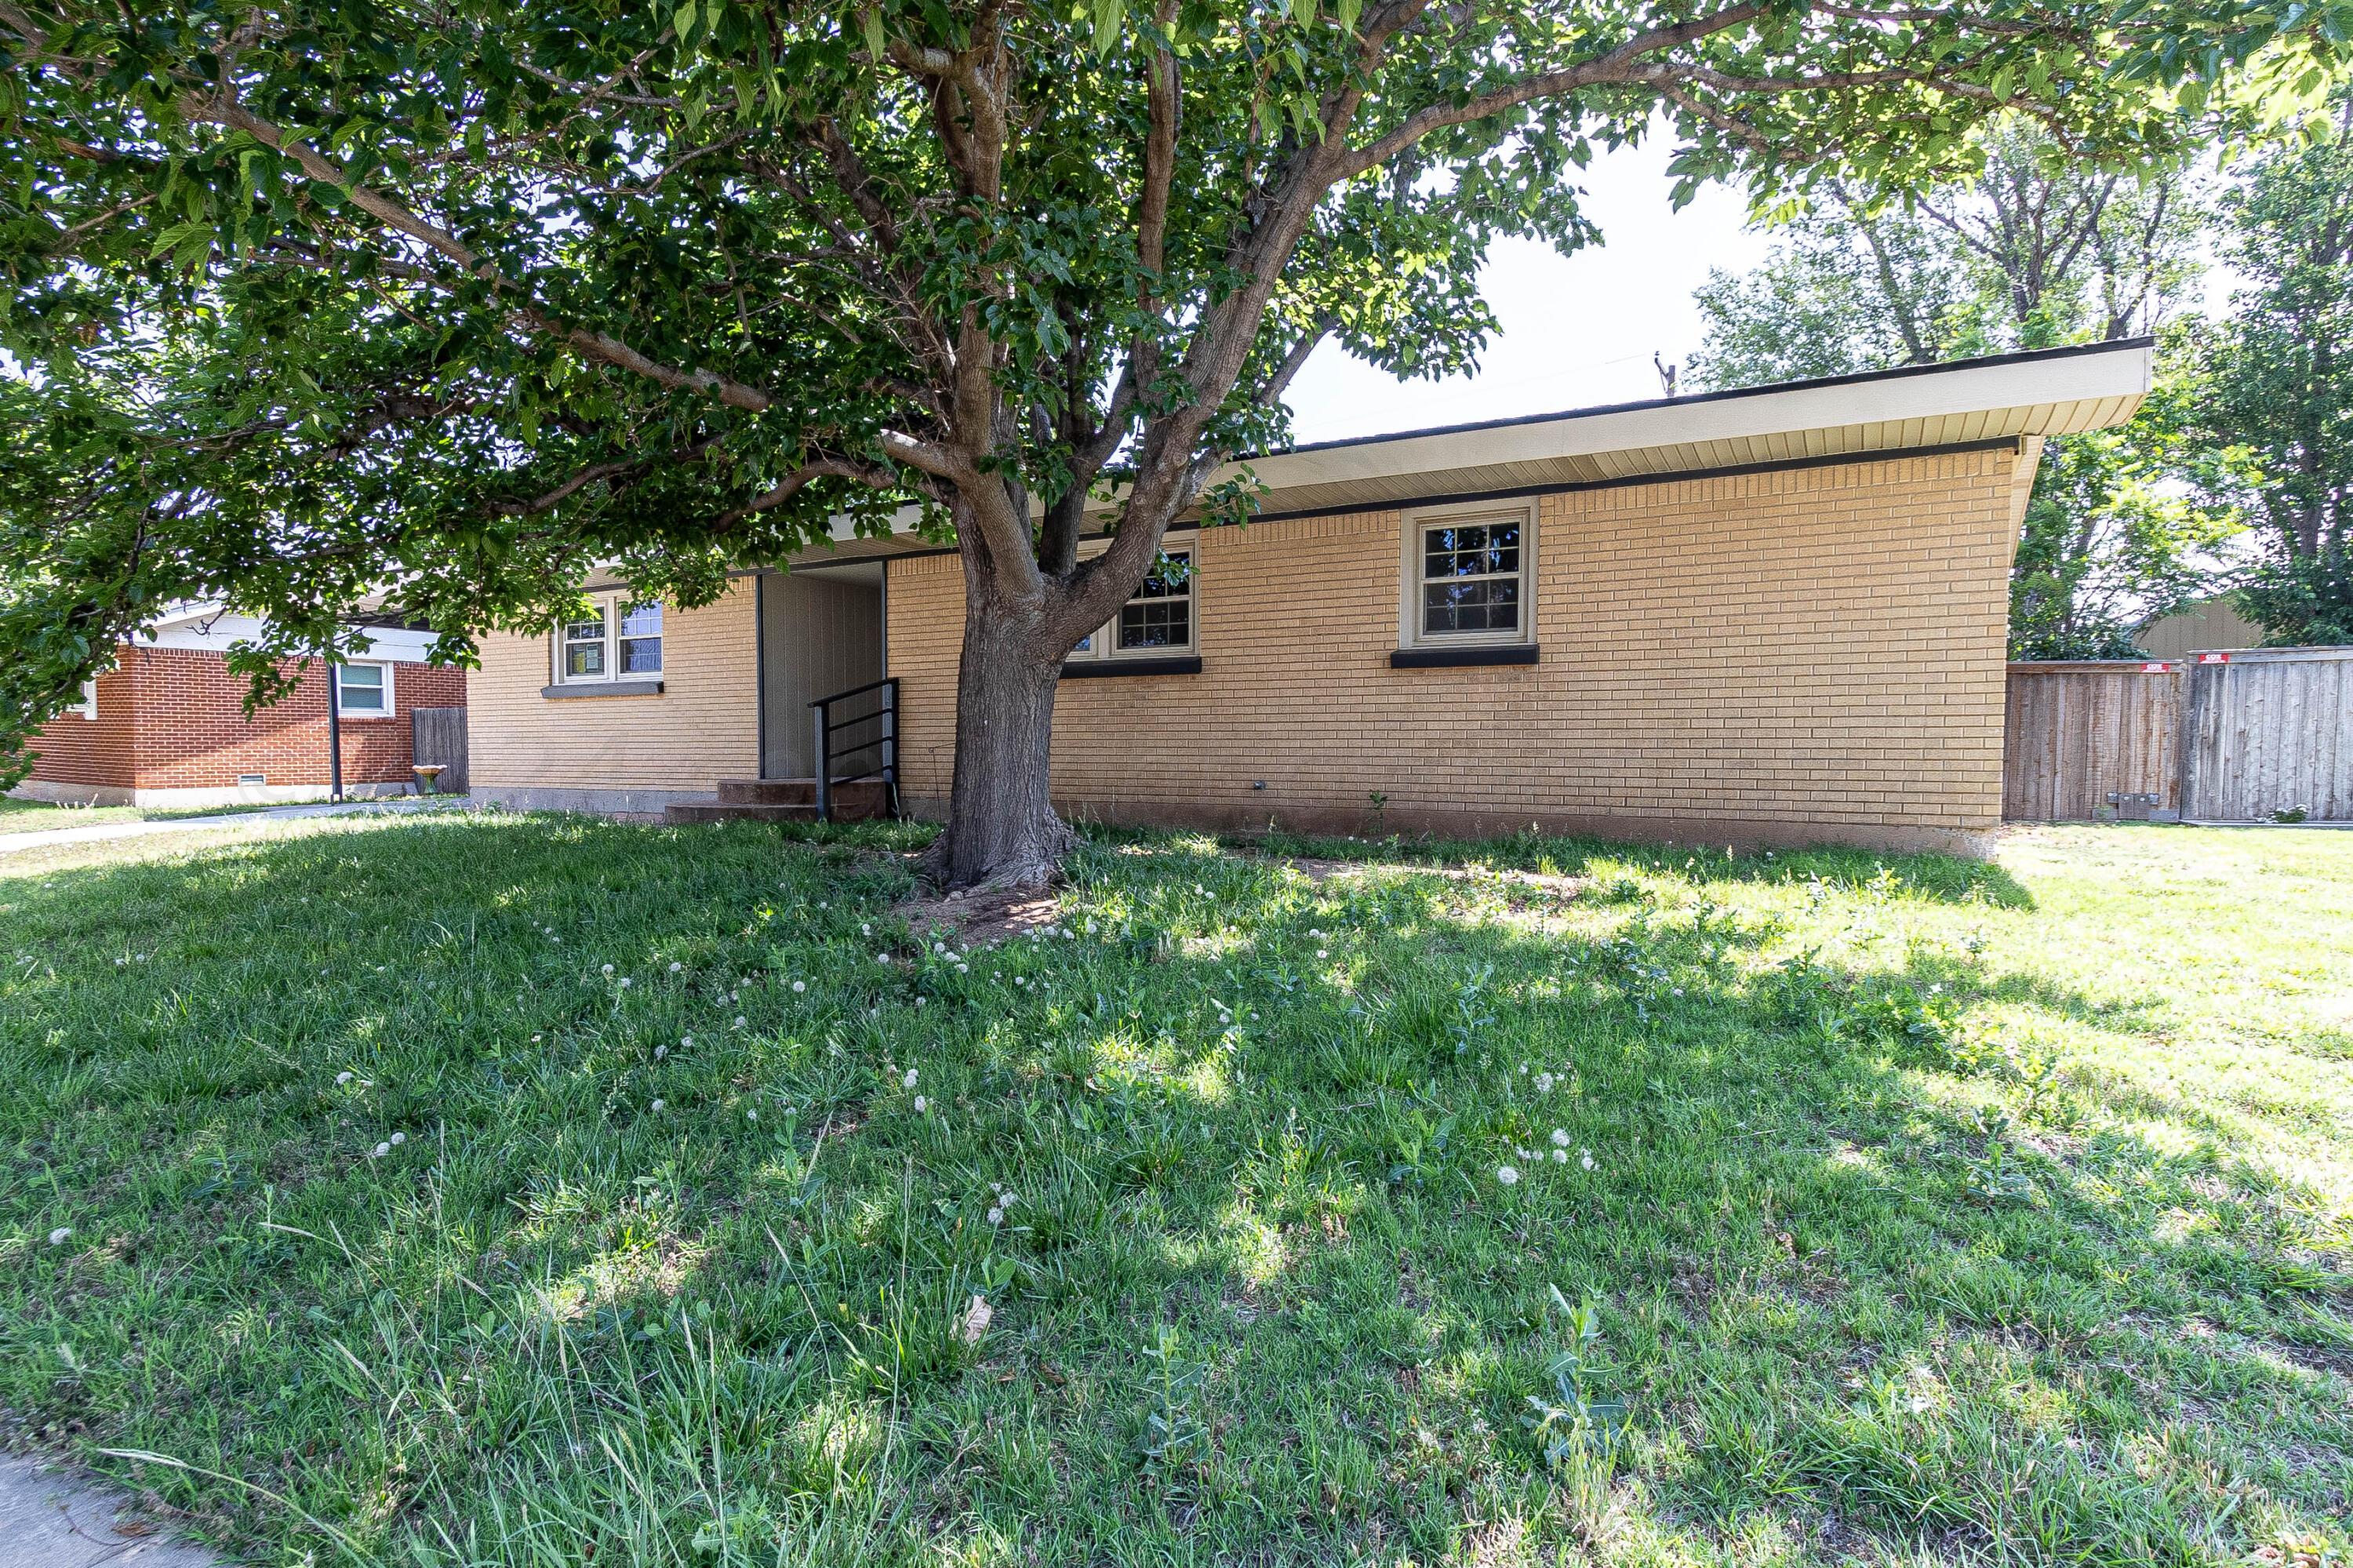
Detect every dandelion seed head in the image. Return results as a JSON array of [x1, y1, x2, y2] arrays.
[[1496, 1165, 1519, 1187]]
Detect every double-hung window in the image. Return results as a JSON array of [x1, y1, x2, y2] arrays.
[[555, 592, 664, 686], [1402, 504, 1533, 648], [334, 662, 392, 716], [1067, 548, 1196, 665]]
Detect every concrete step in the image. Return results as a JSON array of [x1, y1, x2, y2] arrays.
[[715, 779, 891, 816], [667, 780, 894, 826], [718, 777, 816, 805]]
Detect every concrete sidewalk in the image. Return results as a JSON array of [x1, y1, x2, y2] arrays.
[[0, 796, 464, 856], [0, 1454, 229, 1566]]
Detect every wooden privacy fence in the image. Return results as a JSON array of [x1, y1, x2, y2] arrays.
[[2180, 647, 2353, 822], [2004, 660, 2180, 822], [411, 705, 468, 794], [2003, 647, 2353, 823]]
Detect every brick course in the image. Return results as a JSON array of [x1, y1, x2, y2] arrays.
[[883, 448, 2026, 853], [24, 646, 466, 798]]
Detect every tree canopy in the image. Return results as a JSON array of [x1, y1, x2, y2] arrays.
[[3, 0, 2345, 874], [1687, 118, 2242, 657], [2193, 85, 2353, 644]]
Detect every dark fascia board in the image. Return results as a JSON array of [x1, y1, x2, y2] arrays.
[[542, 678, 665, 698], [1391, 644, 1540, 669], [1061, 655, 1202, 679], [1267, 339, 2153, 462]]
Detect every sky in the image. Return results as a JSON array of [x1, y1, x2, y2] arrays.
[[1282, 137, 1780, 446]]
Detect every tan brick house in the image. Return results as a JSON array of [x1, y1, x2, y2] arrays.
[[464, 341, 2151, 853], [16, 606, 466, 807]]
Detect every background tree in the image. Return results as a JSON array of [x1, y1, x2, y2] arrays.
[[2, 1, 2337, 883], [2193, 86, 2353, 644], [1689, 118, 2232, 657]]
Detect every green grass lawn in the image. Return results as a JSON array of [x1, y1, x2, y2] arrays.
[[0, 796, 285, 834], [2, 813, 2349, 1566]]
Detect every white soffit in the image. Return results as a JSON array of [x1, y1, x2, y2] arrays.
[[1222, 338, 2152, 518]]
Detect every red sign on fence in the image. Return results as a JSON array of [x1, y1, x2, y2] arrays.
[[2198, 652, 2231, 664], [2140, 662, 2174, 673]]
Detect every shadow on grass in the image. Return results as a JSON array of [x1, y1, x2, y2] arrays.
[[0, 813, 2339, 1567]]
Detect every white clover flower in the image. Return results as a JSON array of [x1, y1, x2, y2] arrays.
[[1580, 1150, 1595, 1171], [987, 1207, 1003, 1224], [1496, 1165, 1519, 1187], [373, 1142, 391, 1158], [388, 1131, 406, 1146], [933, 941, 947, 954], [792, 980, 807, 993], [861, 922, 872, 935], [747, 1108, 758, 1121], [669, 962, 684, 973], [1552, 1148, 1569, 1163], [903, 1068, 918, 1088], [1551, 1129, 1569, 1148], [649, 1098, 665, 1112], [956, 963, 969, 974], [336, 1071, 354, 1085], [878, 954, 892, 965], [602, 963, 615, 976], [47, 1227, 71, 1246], [912, 1095, 928, 1113], [1535, 1073, 1556, 1093], [733, 1015, 747, 1028]]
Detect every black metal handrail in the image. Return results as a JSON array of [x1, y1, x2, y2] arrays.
[[810, 676, 900, 821]]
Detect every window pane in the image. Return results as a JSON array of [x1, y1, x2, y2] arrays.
[[1136, 552, 1191, 597], [1118, 598, 1190, 649], [619, 602, 663, 638], [339, 665, 386, 711], [566, 642, 606, 676], [620, 636, 662, 674], [564, 608, 606, 642]]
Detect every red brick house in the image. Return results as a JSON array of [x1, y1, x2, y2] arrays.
[[16, 605, 465, 807]]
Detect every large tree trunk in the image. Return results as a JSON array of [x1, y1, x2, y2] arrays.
[[920, 582, 1076, 891]]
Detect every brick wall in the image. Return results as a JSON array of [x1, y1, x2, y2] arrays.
[[20, 666, 137, 790], [884, 447, 2027, 853], [467, 580, 758, 808], [24, 646, 466, 794]]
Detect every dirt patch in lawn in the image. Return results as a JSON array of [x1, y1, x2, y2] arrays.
[[895, 885, 1065, 948]]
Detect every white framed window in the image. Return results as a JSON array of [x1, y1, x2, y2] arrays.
[[1067, 548, 1195, 662], [334, 661, 393, 716], [554, 592, 664, 684], [1401, 502, 1534, 648], [68, 678, 98, 720]]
